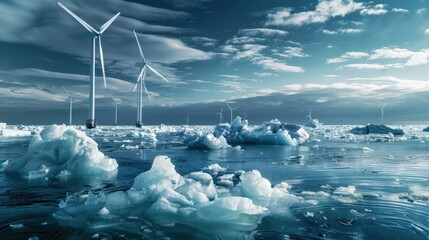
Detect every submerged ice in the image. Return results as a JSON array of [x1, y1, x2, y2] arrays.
[[2, 125, 118, 180], [54, 155, 303, 234]]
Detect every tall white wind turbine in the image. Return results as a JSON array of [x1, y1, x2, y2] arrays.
[[63, 86, 72, 125], [306, 109, 313, 122], [216, 108, 224, 124], [226, 103, 238, 123], [133, 29, 168, 127], [58, 2, 120, 129], [381, 103, 387, 123], [110, 96, 118, 126]]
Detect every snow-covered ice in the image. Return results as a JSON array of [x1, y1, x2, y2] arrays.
[[2, 125, 118, 180], [53, 155, 304, 234]]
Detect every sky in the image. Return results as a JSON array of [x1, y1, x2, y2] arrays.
[[1, 0, 429, 125]]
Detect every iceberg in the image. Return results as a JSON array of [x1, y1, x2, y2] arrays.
[[3, 125, 118, 180], [185, 117, 309, 148], [0, 123, 32, 137], [350, 124, 404, 135], [54, 155, 301, 235], [184, 132, 231, 149]]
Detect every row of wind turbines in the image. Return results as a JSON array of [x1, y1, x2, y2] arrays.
[[58, 2, 167, 129]]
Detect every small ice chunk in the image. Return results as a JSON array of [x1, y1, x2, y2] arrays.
[[10, 223, 24, 229], [203, 164, 227, 174]]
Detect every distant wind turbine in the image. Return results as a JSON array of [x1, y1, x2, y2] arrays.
[[63, 86, 72, 125], [58, 2, 120, 129], [186, 114, 190, 126], [133, 29, 168, 127], [216, 108, 224, 124], [110, 96, 118, 126], [381, 103, 387, 123], [226, 103, 238, 123], [306, 109, 313, 122]]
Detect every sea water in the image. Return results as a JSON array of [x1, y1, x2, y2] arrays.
[[0, 125, 428, 239]]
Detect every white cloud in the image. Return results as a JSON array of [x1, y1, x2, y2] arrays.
[[327, 51, 369, 63], [217, 74, 241, 79], [391, 8, 409, 13], [265, 0, 363, 26], [369, 47, 414, 60], [416, 8, 426, 15], [424, 29, 429, 35], [342, 63, 387, 70], [324, 74, 340, 78], [322, 28, 364, 35], [226, 36, 265, 44], [233, 44, 266, 60], [252, 56, 304, 72], [273, 46, 310, 58], [238, 28, 288, 36], [254, 72, 279, 77], [360, 4, 388, 15]]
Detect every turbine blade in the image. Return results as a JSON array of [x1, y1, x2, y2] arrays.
[[133, 83, 138, 92], [226, 103, 232, 110], [110, 95, 117, 104], [142, 81, 152, 101], [133, 30, 146, 63], [99, 37, 107, 88], [62, 86, 71, 96], [147, 64, 168, 82], [58, 2, 98, 34], [100, 12, 121, 34]]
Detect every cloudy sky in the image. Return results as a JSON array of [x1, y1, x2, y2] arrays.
[[1, 0, 429, 125]]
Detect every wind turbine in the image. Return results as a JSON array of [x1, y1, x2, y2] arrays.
[[58, 2, 120, 129], [63, 86, 72, 125], [306, 109, 313, 122], [132, 29, 168, 127], [216, 108, 224, 124], [110, 96, 118, 126], [186, 114, 190, 126], [381, 103, 387, 123], [226, 103, 237, 123]]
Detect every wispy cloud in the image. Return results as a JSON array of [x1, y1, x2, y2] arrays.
[[327, 52, 369, 63], [391, 8, 409, 13], [265, 0, 363, 26], [273, 46, 310, 58], [360, 4, 388, 15], [238, 28, 288, 36], [322, 28, 364, 35]]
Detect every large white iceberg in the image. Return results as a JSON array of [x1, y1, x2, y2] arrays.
[[3, 125, 118, 180], [54, 155, 303, 235], [185, 117, 309, 148]]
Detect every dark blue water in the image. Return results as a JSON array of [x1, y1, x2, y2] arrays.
[[1, 125, 429, 239]]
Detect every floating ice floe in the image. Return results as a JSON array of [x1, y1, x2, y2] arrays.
[[185, 117, 309, 148], [350, 124, 404, 135], [54, 155, 303, 235], [184, 133, 231, 149], [2, 125, 118, 180], [0, 123, 32, 137]]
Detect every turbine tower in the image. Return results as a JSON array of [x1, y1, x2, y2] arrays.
[[58, 2, 120, 129], [110, 96, 118, 126], [226, 103, 237, 123], [306, 109, 313, 122], [63, 86, 72, 125], [133, 29, 168, 128], [381, 103, 387, 123], [186, 114, 190, 126], [216, 108, 224, 124]]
